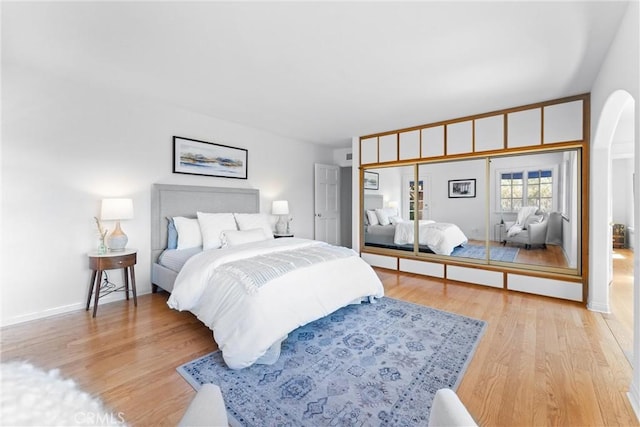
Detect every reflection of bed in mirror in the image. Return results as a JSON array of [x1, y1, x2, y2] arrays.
[[363, 194, 468, 255]]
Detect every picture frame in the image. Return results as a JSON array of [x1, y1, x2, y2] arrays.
[[448, 178, 476, 198], [173, 136, 248, 179], [364, 171, 379, 190]]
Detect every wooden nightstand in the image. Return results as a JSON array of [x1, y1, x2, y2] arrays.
[[87, 249, 137, 318], [612, 224, 626, 249]]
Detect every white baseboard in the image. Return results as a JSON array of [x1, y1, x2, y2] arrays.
[[628, 387, 640, 423], [1, 291, 147, 327], [587, 301, 611, 313]]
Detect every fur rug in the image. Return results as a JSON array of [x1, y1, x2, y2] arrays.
[[0, 362, 126, 426]]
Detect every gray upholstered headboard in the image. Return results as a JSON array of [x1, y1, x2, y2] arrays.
[[150, 184, 260, 262], [364, 194, 384, 211]]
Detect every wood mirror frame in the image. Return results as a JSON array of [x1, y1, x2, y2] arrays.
[[358, 94, 589, 303]]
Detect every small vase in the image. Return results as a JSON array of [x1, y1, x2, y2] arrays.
[[98, 239, 107, 255]]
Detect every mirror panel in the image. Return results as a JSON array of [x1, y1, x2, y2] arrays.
[[418, 159, 487, 261], [362, 148, 580, 273], [489, 149, 579, 269], [363, 165, 413, 251]]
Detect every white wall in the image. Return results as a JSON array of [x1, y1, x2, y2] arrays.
[[333, 148, 353, 167], [589, 0, 638, 310], [589, 1, 639, 417], [0, 64, 334, 326], [372, 166, 404, 208], [421, 160, 486, 241]]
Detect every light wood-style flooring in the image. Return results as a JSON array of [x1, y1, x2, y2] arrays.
[[605, 248, 635, 360], [469, 238, 569, 268], [0, 255, 637, 426]]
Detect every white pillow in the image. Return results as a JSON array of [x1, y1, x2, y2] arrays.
[[222, 228, 269, 247], [172, 217, 202, 250], [523, 214, 543, 229], [233, 213, 274, 239], [375, 208, 398, 226], [389, 215, 403, 225], [197, 212, 238, 250], [366, 210, 379, 226]]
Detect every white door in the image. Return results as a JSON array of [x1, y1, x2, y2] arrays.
[[314, 163, 340, 244]]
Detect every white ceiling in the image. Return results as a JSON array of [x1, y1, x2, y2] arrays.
[[2, 1, 630, 148]]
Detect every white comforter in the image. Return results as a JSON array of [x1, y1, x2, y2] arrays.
[[167, 238, 384, 369], [394, 220, 468, 255]]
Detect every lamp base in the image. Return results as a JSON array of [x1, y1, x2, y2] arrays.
[[276, 217, 288, 235], [107, 221, 128, 252]]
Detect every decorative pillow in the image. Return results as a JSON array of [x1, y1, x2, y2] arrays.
[[172, 217, 202, 250], [167, 217, 178, 250], [233, 213, 274, 239], [222, 228, 269, 247], [389, 215, 403, 225], [197, 212, 238, 250], [523, 214, 543, 230], [375, 207, 398, 226], [366, 210, 379, 226]]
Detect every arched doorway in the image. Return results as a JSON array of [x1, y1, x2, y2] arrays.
[[591, 89, 638, 414], [590, 90, 635, 313]]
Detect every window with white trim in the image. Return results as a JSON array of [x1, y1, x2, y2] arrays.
[[499, 168, 555, 212], [527, 170, 553, 211], [500, 172, 523, 212]]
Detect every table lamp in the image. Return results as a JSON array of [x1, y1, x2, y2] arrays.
[[101, 198, 134, 251], [272, 200, 289, 235]]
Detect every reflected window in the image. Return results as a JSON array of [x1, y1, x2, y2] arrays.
[[500, 172, 523, 212], [500, 169, 554, 212], [527, 170, 553, 211]]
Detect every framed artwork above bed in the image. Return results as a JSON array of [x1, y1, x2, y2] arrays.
[[364, 171, 379, 190], [173, 136, 248, 179], [448, 178, 476, 198]]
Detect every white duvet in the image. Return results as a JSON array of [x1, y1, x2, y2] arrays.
[[167, 238, 384, 369], [394, 220, 468, 255]]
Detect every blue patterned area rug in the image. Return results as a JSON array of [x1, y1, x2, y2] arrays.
[[451, 244, 519, 262], [177, 297, 486, 427]]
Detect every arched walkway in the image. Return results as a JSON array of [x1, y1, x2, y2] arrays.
[[590, 89, 638, 416], [589, 90, 635, 312]]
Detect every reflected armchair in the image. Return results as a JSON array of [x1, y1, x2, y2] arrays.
[[503, 208, 549, 249]]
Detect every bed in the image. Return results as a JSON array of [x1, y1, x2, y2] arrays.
[[151, 184, 384, 369], [393, 220, 468, 255], [151, 184, 262, 293], [363, 194, 468, 255]]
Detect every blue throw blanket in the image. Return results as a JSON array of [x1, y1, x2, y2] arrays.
[[214, 244, 355, 294]]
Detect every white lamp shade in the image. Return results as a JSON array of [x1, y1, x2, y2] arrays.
[[101, 198, 134, 220], [272, 200, 289, 215]]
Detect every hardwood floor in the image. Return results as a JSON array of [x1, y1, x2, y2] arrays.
[[467, 238, 569, 268], [604, 248, 635, 360], [1, 261, 637, 426]]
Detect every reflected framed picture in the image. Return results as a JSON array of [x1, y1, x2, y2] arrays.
[[364, 171, 379, 190], [448, 178, 476, 198], [173, 136, 248, 179]]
